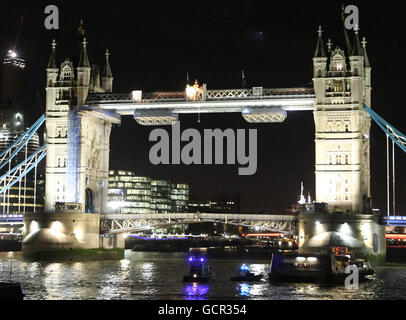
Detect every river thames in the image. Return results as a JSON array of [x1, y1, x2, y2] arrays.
[[0, 250, 405, 300]]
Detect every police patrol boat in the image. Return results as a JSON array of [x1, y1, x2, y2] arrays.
[[183, 256, 215, 283]]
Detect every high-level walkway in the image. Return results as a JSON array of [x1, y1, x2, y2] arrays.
[[100, 212, 298, 235]]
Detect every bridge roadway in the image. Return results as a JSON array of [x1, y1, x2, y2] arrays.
[[86, 87, 315, 115], [100, 212, 298, 235]]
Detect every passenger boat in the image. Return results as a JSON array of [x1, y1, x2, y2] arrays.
[[183, 256, 215, 283], [268, 253, 375, 283], [0, 282, 24, 300], [230, 264, 263, 282]]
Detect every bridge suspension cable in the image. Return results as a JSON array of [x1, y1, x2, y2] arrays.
[[0, 114, 45, 171], [0, 115, 46, 215], [364, 105, 406, 216], [0, 145, 47, 195], [364, 105, 406, 152]]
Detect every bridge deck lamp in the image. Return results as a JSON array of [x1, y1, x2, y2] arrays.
[[186, 80, 203, 101]]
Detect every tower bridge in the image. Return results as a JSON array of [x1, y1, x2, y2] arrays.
[[1, 23, 401, 262]]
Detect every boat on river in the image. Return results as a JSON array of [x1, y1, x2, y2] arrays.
[[183, 256, 215, 283], [268, 253, 375, 283]]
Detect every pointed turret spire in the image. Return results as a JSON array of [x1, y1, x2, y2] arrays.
[[351, 25, 363, 56], [47, 39, 57, 69], [78, 37, 90, 68], [102, 49, 113, 78], [362, 36, 371, 67], [314, 26, 326, 58]]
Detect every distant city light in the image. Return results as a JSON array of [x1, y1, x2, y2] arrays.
[[3, 49, 26, 69], [107, 200, 125, 210], [244, 233, 283, 237], [386, 234, 406, 240], [8, 50, 17, 58]]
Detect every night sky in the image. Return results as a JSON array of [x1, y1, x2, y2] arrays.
[[1, 1, 405, 213]]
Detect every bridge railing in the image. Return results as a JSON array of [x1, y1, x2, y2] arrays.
[[86, 87, 315, 105]]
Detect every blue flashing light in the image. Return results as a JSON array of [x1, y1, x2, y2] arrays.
[[240, 264, 249, 271], [188, 256, 206, 263]]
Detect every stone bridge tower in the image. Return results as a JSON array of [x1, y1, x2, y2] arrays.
[[44, 38, 120, 214], [313, 26, 372, 214]]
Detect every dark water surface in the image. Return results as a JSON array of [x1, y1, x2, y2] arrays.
[[0, 250, 405, 300]]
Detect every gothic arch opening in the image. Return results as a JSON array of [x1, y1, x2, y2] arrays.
[[85, 188, 95, 213]]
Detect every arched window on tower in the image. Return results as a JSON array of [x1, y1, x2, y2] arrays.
[[61, 66, 72, 81], [60, 59, 74, 82], [329, 48, 347, 74]]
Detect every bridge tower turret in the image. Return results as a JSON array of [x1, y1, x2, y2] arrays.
[[44, 37, 120, 214], [313, 26, 372, 214], [101, 49, 113, 92], [76, 38, 91, 106], [46, 39, 59, 87]]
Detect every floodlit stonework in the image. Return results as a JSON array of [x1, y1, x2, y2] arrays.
[[313, 26, 372, 214], [44, 39, 120, 213]]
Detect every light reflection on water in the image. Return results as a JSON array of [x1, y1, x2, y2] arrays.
[[182, 283, 210, 300], [0, 251, 405, 300]]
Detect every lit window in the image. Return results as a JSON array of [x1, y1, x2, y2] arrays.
[[335, 62, 343, 71]]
